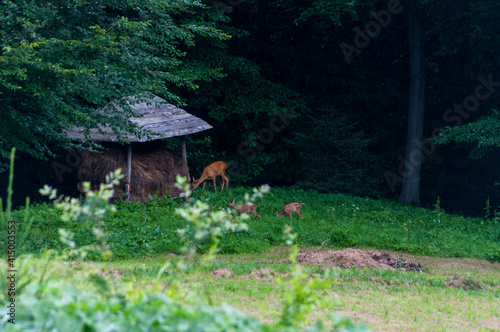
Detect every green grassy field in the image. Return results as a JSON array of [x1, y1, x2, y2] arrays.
[[2, 247, 499, 331], [3, 185, 500, 331], [15, 186, 500, 262]]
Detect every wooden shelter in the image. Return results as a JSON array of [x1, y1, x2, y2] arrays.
[[65, 94, 212, 202]]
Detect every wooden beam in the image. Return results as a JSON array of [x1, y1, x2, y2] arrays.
[[180, 136, 190, 183], [181, 136, 187, 163], [126, 144, 132, 202]]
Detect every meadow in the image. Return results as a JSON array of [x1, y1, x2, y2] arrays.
[[1, 180, 500, 331], [15, 186, 500, 262]]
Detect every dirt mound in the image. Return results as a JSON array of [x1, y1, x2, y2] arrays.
[[250, 267, 276, 279], [445, 276, 483, 290], [211, 268, 233, 278], [297, 248, 422, 270], [211, 267, 290, 282]]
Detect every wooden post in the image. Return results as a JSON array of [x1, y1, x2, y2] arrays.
[[126, 144, 132, 202], [180, 136, 190, 182], [180, 136, 187, 163]]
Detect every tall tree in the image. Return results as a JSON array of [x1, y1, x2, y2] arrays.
[[399, 0, 425, 204]]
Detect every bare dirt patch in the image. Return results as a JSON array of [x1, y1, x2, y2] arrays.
[[210, 249, 426, 283], [250, 267, 277, 279], [211, 268, 234, 278], [479, 319, 500, 331], [101, 268, 123, 277], [445, 276, 483, 290], [409, 255, 500, 275], [296, 248, 423, 271], [240, 267, 281, 283]]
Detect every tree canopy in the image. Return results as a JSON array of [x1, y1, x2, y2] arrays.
[[0, 0, 228, 169]]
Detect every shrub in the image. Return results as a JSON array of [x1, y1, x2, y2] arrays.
[[1, 281, 266, 332]]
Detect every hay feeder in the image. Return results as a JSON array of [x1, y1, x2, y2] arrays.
[[65, 94, 212, 202]]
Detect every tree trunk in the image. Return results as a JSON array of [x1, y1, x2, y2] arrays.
[[399, 0, 425, 204]]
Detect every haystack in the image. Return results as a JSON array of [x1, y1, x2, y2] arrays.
[[78, 143, 188, 202], [65, 93, 212, 202]]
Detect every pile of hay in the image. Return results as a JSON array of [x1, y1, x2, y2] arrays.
[[77, 143, 188, 202]]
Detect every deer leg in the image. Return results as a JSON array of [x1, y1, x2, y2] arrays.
[[212, 177, 217, 194], [297, 211, 304, 218], [202, 181, 206, 190]]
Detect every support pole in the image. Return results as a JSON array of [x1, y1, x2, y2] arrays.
[[180, 136, 190, 183], [126, 144, 132, 202], [181, 136, 187, 163]]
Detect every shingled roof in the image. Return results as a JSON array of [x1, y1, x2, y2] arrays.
[[65, 94, 212, 142]]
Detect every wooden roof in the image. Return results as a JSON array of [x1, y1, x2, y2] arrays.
[[65, 94, 212, 142]]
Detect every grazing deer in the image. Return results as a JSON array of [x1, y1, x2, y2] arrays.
[[191, 161, 229, 194], [228, 198, 261, 219], [276, 202, 305, 218]]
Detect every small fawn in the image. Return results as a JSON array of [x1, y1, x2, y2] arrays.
[[228, 198, 261, 219], [276, 202, 305, 218]]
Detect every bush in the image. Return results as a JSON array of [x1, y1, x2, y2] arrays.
[[1, 282, 266, 332], [1, 280, 369, 332]]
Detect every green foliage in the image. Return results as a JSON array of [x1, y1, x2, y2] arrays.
[[286, 106, 379, 196], [278, 246, 331, 328], [0, 148, 35, 258], [217, 230, 270, 254], [294, 0, 363, 26], [174, 1, 309, 185], [1, 168, 367, 331], [329, 230, 356, 248], [0, 0, 229, 169], [0, 148, 37, 305], [434, 109, 500, 159], [16, 185, 500, 262], [173, 175, 268, 256], [39, 169, 125, 262], [1, 281, 267, 331], [1, 279, 369, 331]]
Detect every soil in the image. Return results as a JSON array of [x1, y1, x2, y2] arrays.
[[296, 248, 404, 270], [211, 248, 423, 282], [211, 268, 233, 279], [210, 248, 500, 291], [207, 248, 500, 331]]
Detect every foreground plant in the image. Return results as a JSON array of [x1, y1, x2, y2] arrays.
[[2, 170, 369, 331], [39, 169, 124, 262], [279, 226, 369, 331], [175, 175, 270, 256], [0, 148, 35, 304], [0, 148, 35, 257], [38, 169, 125, 297]]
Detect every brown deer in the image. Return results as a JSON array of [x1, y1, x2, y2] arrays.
[[228, 198, 261, 219], [191, 161, 229, 194], [276, 202, 305, 218]]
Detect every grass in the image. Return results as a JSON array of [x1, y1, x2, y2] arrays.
[[4, 183, 500, 330], [2, 247, 499, 331], [14, 186, 500, 262]]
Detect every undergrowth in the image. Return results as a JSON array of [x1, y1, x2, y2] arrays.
[[12, 186, 500, 262]]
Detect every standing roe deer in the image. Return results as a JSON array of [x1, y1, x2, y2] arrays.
[[276, 202, 305, 218], [228, 198, 261, 218], [191, 161, 229, 194]]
